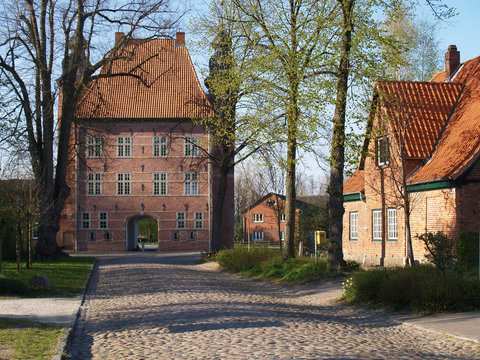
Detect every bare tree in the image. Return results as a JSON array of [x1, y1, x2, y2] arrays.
[[0, 0, 179, 259]]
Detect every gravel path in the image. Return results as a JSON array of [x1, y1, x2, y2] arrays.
[[66, 253, 480, 359]]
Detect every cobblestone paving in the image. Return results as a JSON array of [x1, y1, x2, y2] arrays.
[[66, 253, 480, 359]]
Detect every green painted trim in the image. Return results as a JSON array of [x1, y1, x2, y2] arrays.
[[387, 238, 398, 242], [407, 180, 454, 193], [344, 193, 363, 202], [350, 238, 358, 242], [373, 238, 382, 242]]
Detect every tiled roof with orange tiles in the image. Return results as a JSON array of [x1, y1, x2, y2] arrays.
[[75, 35, 211, 119], [343, 170, 365, 194], [376, 81, 463, 159], [409, 56, 480, 183]]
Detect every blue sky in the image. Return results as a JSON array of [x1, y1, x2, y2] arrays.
[[423, 0, 480, 63]]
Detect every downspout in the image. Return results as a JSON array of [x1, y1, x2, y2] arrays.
[[74, 123, 78, 252], [208, 130, 212, 251]]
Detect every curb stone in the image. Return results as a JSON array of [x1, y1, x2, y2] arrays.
[[52, 259, 98, 360]]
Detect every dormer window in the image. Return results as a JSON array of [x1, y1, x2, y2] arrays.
[[377, 136, 389, 166]]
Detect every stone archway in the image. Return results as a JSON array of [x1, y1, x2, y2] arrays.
[[126, 215, 158, 251]]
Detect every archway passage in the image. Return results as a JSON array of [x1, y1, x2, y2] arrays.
[[126, 216, 158, 251]]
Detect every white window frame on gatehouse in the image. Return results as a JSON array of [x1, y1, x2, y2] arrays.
[[177, 212, 186, 229], [99, 212, 108, 229], [184, 136, 199, 157], [153, 173, 168, 195], [87, 136, 103, 158], [194, 212, 203, 229], [117, 136, 132, 157], [117, 173, 131, 195], [184, 172, 198, 195], [252, 214, 263, 223], [153, 135, 168, 157], [81, 212, 91, 229], [350, 211, 358, 241], [87, 173, 103, 195], [252, 231, 264, 241]]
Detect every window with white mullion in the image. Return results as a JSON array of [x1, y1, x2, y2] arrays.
[[87, 136, 103, 158], [387, 208, 398, 240], [252, 214, 264, 223], [117, 173, 131, 195], [177, 212, 186, 229], [117, 136, 131, 157], [350, 212, 358, 241], [153, 136, 168, 157], [99, 212, 108, 229], [81, 212, 90, 229], [372, 209, 382, 241], [252, 231, 264, 241], [87, 173, 102, 195], [184, 136, 199, 157], [194, 212, 203, 229], [184, 172, 198, 195], [153, 173, 167, 195]]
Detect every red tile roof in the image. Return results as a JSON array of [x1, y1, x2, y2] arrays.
[[409, 57, 480, 183], [76, 37, 211, 119], [343, 170, 365, 194], [376, 81, 463, 159]]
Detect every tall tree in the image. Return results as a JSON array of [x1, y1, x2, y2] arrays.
[[328, 0, 355, 269], [0, 0, 178, 259]]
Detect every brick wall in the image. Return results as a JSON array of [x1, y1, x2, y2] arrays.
[[58, 119, 234, 252]]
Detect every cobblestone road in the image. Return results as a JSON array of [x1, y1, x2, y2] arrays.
[[66, 253, 480, 359]]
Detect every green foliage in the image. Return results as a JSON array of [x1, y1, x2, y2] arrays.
[[199, 250, 218, 263], [297, 204, 328, 254], [0, 254, 94, 297], [457, 230, 479, 272], [0, 275, 27, 295], [0, 318, 62, 360], [137, 218, 158, 241], [417, 232, 457, 278], [217, 245, 332, 283], [343, 265, 480, 312], [217, 246, 279, 273]]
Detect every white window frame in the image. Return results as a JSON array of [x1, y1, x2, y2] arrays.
[[32, 222, 39, 239], [153, 173, 168, 195], [372, 209, 382, 241], [153, 136, 168, 157], [117, 136, 132, 157], [87, 136, 103, 158], [81, 212, 91, 229], [99, 212, 108, 229], [350, 212, 358, 241], [117, 173, 131, 195], [194, 212, 203, 229], [184, 172, 199, 195], [387, 208, 398, 241], [280, 231, 285, 242], [252, 231, 264, 241], [177, 212, 186, 229], [280, 213, 285, 222], [377, 136, 389, 166], [184, 136, 199, 157], [252, 214, 264, 223], [87, 173, 102, 196]]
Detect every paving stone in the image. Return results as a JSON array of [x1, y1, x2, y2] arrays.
[[66, 253, 480, 359]]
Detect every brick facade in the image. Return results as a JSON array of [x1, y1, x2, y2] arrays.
[[343, 47, 480, 266], [57, 33, 234, 252]]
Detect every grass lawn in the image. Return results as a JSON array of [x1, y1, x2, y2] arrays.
[[0, 254, 95, 297], [0, 318, 63, 360]]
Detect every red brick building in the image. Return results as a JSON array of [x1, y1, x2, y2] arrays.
[[58, 32, 234, 252], [242, 193, 325, 244], [343, 45, 480, 266]]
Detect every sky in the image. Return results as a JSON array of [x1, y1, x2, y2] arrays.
[[182, 0, 480, 190]]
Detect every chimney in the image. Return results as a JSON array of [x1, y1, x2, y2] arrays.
[[176, 32, 185, 47], [115, 32, 125, 45], [445, 45, 460, 80]]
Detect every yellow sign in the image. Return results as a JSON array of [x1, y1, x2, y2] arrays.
[[315, 231, 327, 245]]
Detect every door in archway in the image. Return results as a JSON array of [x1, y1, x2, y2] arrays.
[[126, 216, 158, 251]]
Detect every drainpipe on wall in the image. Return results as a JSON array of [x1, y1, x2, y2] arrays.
[[74, 124, 78, 252], [208, 131, 212, 251]]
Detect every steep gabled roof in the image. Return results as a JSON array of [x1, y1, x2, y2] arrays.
[[376, 80, 463, 159], [409, 56, 480, 183], [343, 170, 365, 194], [75, 36, 211, 119]]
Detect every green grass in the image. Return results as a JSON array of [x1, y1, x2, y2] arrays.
[[342, 265, 480, 312], [0, 318, 63, 360], [217, 246, 335, 283], [0, 254, 94, 297]]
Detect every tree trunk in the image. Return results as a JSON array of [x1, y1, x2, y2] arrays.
[[328, 0, 355, 269], [283, 129, 297, 260], [212, 161, 231, 251]]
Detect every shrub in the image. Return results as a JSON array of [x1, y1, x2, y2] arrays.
[[217, 246, 279, 273], [457, 230, 479, 272], [343, 265, 480, 312], [0, 276, 27, 295], [417, 232, 456, 279]]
